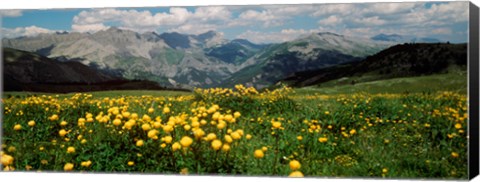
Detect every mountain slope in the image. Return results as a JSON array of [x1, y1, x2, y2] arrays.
[[2, 28, 235, 88], [283, 43, 467, 87], [219, 32, 392, 88], [204, 39, 268, 65], [371, 33, 441, 43], [3, 47, 115, 84], [3, 29, 397, 89], [3, 48, 170, 93]]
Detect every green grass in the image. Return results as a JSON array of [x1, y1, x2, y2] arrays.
[[3, 90, 192, 99], [0, 75, 468, 179], [299, 71, 467, 95]]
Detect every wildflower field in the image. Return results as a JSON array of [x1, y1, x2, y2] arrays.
[[0, 84, 468, 179]]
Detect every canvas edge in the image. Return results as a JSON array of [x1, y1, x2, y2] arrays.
[[468, 1, 480, 180]]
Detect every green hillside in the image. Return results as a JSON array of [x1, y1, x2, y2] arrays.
[[294, 70, 467, 95]]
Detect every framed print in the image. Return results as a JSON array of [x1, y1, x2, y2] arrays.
[[1, 0, 479, 181]]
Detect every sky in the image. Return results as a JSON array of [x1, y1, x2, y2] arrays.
[[0, 1, 470, 43]]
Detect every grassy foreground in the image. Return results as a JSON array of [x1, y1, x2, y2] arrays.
[[0, 83, 468, 179]]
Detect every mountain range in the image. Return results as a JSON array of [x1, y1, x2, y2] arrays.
[[3, 27, 450, 91], [3, 47, 179, 93], [370, 33, 442, 43], [283, 42, 467, 87]]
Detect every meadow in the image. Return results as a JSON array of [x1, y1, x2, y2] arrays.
[[0, 82, 468, 179]]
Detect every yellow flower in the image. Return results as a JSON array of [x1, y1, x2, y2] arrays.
[[324, 111, 330, 115], [28, 120, 36, 127], [180, 168, 189, 175], [224, 135, 233, 143], [222, 144, 231, 152], [224, 114, 234, 122], [180, 136, 193, 148], [254, 149, 264, 159], [3, 165, 15, 171], [172, 142, 181, 151], [191, 121, 200, 128], [234, 111, 241, 118], [127, 161, 135, 166], [49, 114, 59, 121], [163, 107, 171, 114], [318, 137, 328, 143], [455, 123, 462, 129], [163, 125, 174, 133], [288, 171, 304, 177], [136, 140, 144, 147], [153, 122, 162, 129], [113, 119, 122, 126], [262, 146, 268, 152], [297, 136, 303, 141], [64, 163, 74, 171], [148, 108, 154, 114], [7, 146, 15, 153], [184, 125, 191, 131], [13, 124, 22, 131], [272, 122, 282, 129], [41, 160, 48, 165], [122, 112, 131, 118], [382, 168, 388, 173], [78, 118, 86, 123], [236, 129, 244, 136], [211, 139, 222, 151], [60, 121, 68, 126], [216, 122, 226, 130], [59, 129, 68, 137], [141, 124, 151, 131], [1, 154, 14, 166], [206, 133, 217, 141], [81, 139, 87, 144], [349, 129, 356, 135], [246, 134, 252, 140], [142, 115, 151, 122], [67, 147, 75, 153], [231, 132, 241, 140], [451, 152, 459, 158], [193, 129, 205, 139], [81, 160, 92, 167], [289, 160, 301, 170], [163, 136, 173, 144], [147, 130, 159, 140]]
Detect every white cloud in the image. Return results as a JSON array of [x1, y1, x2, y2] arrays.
[[1, 26, 56, 38], [169, 23, 219, 35], [318, 15, 342, 25], [1, 2, 467, 43], [234, 10, 284, 27], [71, 6, 234, 34], [311, 4, 355, 17], [365, 3, 418, 14], [262, 5, 316, 16], [431, 28, 452, 35], [0, 10, 23, 17], [352, 16, 386, 26], [71, 23, 109, 33], [194, 6, 232, 21]]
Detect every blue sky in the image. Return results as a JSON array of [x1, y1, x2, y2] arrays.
[[0, 2, 469, 43]]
